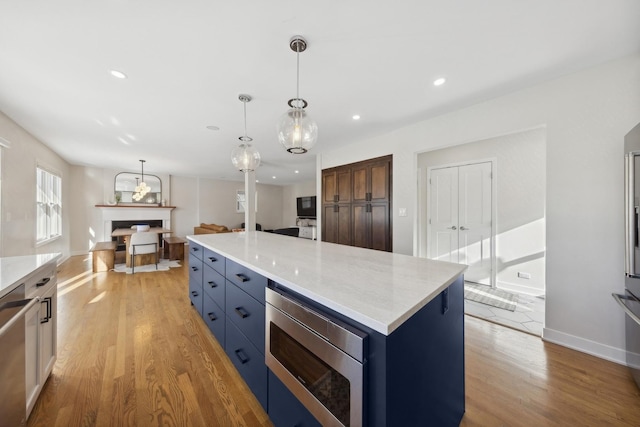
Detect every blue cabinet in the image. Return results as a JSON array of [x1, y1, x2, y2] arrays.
[[268, 370, 321, 427], [188, 253, 203, 315], [225, 280, 265, 353], [226, 258, 268, 304], [202, 293, 225, 344], [203, 247, 225, 276], [203, 265, 225, 308], [225, 319, 268, 409]]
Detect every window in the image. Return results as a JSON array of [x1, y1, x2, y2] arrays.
[[36, 167, 61, 243]]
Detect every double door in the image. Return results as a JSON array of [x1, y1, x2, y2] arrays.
[[322, 156, 392, 252], [428, 162, 493, 284]]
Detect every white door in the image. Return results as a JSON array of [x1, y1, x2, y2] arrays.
[[429, 162, 493, 285]]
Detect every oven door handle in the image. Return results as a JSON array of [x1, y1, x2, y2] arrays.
[[612, 293, 640, 326]]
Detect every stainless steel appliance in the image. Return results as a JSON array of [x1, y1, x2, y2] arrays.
[[618, 121, 640, 389], [0, 284, 40, 427], [265, 286, 367, 427]]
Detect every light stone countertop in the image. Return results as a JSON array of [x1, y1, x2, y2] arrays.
[[0, 253, 61, 298], [188, 232, 466, 335]]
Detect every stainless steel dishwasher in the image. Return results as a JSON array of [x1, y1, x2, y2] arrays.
[[0, 284, 40, 427]]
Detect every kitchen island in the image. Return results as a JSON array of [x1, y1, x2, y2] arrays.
[[187, 232, 466, 426]]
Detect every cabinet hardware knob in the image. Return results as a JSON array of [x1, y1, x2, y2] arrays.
[[234, 349, 250, 364], [448, 226, 457, 230], [460, 226, 469, 230], [235, 307, 249, 319], [36, 277, 51, 287]]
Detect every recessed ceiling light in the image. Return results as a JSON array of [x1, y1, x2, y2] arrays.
[[206, 125, 220, 131], [110, 69, 127, 79], [256, 180, 260, 183], [352, 114, 361, 120], [295, 170, 299, 174], [433, 77, 446, 86], [272, 176, 276, 179]]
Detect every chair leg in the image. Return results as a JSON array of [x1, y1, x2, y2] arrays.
[[155, 244, 158, 270], [131, 248, 135, 274]]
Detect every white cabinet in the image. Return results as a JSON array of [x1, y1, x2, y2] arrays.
[[24, 265, 57, 418]]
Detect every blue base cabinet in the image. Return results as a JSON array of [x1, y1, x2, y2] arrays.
[[268, 370, 321, 427], [188, 238, 464, 426]]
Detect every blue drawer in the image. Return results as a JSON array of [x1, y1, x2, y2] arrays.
[[189, 277, 203, 316], [188, 241, 204, 261], [225, 258, 267, 304], [188, 253, 203, 284], [225, 320, 268, 410], [268, 370, 321, 427], [203, 247, 225, 276], [203, 265, 225, 309], [226, 282, 265, 352], [203, 293, 225, 345]]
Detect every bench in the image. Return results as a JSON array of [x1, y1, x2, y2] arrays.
[[89, 241, 117, 272], [164, 236, 187, 261]]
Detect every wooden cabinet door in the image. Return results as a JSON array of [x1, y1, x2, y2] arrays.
[[322, 204, 351, 245], [352, 204, 368, 248], [336, 168, 352, 203], [322, 171, 337, 204], [370, 161, 390, 202], [352, 165, 368, 203], [370, 203, 390, 251]]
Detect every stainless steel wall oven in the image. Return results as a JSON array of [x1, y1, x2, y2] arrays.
[[265, 286, 368, 427]]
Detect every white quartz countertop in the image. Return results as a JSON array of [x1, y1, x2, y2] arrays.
[[188, 232, 466, 335], [0, 253, 61, 298]]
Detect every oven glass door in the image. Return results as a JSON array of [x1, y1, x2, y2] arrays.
[[270, 322, 351, 425]]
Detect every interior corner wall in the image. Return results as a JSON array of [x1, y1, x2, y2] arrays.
[[0, 111, 71, 259], [318, 54, 640, 364], [417, 127, 546, 296]]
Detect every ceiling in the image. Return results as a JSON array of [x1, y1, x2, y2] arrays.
[[0, 1, 638, 186]]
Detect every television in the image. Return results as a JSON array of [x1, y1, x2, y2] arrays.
[[296, 196, 316, 218]]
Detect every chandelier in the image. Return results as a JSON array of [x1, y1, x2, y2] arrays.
[[276, 36, 318, 154], [132, 160, 150, 201], [231, 94, 261, 172]]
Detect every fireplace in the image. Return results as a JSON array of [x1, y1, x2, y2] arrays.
[[111, 220, 163, 251], [96, 205, 174, 244]]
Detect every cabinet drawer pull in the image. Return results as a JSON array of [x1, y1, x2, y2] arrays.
[[235, 273, 249, 283], [334, 194, 338, 202], [208, 256, 217, 262], [207, 312, 217, 322], [234, 307, 249, 319], [234, 349, 250, 364], [191, 266, 198, 272], [191, 291, 199, 297], [207, 281, 217, 288], [191, 247, 199, 252], [36, 277, 51, 287], [40, 297, 52, 324]]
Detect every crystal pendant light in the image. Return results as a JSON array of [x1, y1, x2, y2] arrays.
[[231, 94, 261, 172], [276, 36, 318, 154], [132, 160, 150, 201]]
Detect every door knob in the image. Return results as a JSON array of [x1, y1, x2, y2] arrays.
[[460, 226, 468, 230], [448, 226, 457, 230]]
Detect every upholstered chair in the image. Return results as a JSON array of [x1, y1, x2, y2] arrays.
[[129, 232, 158, 273]]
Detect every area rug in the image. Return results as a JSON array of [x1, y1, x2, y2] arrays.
[[113, 259, 181, 275], [464, 282, 518, 311]]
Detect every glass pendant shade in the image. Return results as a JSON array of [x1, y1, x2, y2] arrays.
[[231, 143, 261, 172], [132, 159, 149, 201], [277, 107, 318, 154]]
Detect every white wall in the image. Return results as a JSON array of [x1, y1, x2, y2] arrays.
[[318, 54, 640, 364], [0, 112, 71, 259], [282, 180, 317, 227], [417, 127, 546, 295]]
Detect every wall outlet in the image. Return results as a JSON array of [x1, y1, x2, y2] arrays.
[[399, 208, 407, 217], [517, 272, 531, 279]]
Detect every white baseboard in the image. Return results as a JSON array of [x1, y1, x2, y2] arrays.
[[70, 250, 90, 257], [542, 327, 627, 366], [497, 280, 544, 296]]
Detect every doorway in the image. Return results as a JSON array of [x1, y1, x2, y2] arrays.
[[428, 161, 494, 286]]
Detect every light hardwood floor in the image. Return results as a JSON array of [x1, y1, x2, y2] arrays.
[[28, 255, 640, 426]]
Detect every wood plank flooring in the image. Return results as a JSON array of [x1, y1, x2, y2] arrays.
[[28, 255, 640, 426]]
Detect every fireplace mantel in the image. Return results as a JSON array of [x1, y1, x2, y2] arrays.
[[96, 205, 175, 241]]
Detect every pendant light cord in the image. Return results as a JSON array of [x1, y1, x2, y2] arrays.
[[296, 43, 300, 105], [243, 100, 248, 139]]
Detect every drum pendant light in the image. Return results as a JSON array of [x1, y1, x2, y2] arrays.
[[231, 94, 261, 172], [276, 36, 318, 154]]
